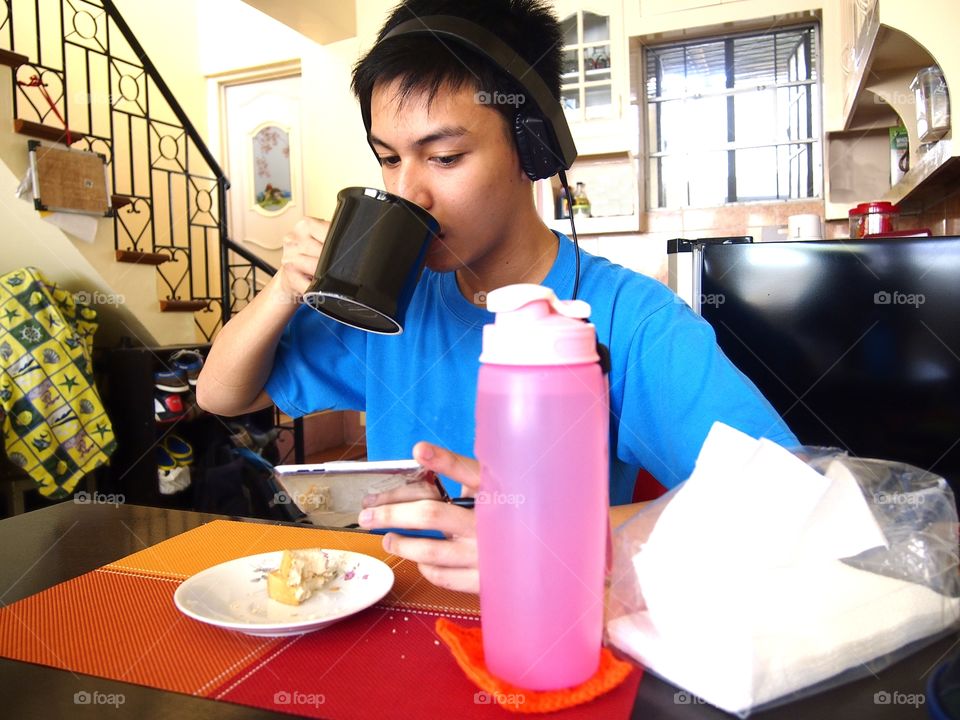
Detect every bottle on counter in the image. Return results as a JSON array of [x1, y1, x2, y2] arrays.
[[474, 284, 609, 690], [572, 181, 591, 218], [555, 188, 570, 219]]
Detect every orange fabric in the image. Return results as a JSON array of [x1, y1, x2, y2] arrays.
[[105, 519, 480, 616], [435, 617, 638, 714], [0, 569, 281, 694], [0, 521, 642, 719]]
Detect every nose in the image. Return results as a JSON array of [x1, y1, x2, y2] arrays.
[[389, 161, 432, 210]]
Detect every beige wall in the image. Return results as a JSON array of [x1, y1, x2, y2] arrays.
[[301, 0, 396, 219]]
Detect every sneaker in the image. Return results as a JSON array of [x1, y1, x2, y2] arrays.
[[155, 369, 189, 393], [158, 468, 178, 495], [169, 349, 204, 387], [159, 465, 191, 494], [155, 390, 188, 423], [156, 444, 177, 471], [162, 433, 193, 465]]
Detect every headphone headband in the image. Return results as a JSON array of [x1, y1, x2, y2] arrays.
[[372, 14, 577, 179]]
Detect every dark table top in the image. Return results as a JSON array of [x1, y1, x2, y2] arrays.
[[0, 501, 955, 719]]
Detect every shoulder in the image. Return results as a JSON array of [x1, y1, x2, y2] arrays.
[[576, 249, 689, 331]]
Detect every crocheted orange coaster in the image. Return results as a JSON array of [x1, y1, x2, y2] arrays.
[[435, 617, 638, 714]]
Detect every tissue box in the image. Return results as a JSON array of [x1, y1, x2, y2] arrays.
[[606, 423, 960, 717]]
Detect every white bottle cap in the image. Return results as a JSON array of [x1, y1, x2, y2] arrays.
[[480, 284, 599, 366]]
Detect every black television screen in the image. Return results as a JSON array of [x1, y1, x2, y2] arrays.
[[699, 237, 960, 493]]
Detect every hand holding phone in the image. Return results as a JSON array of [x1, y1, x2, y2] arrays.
[[274, 459, 455, 537]]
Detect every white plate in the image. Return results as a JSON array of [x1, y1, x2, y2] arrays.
[[173, 550, 394, 637]]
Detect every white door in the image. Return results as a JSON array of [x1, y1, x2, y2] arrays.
[[223, 75, 303, 270]]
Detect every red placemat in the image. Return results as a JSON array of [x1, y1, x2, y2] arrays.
[[0, 519, 642, 718]]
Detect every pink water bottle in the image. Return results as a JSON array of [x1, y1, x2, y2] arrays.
[[474, 284, 609, 690]]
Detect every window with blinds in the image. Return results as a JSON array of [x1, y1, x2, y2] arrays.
[[645, 25, 821, 208]]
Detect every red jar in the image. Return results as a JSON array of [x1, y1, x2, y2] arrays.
[[848, 202, 900, 238]]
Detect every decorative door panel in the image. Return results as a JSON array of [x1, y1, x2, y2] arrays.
[[224, 75, 303, 269]]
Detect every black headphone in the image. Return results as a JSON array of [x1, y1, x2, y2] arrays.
[[366, 15, 578, 181]]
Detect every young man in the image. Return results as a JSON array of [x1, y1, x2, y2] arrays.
[[197, 0, 797, 594]]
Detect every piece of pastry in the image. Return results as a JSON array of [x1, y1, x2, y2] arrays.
[[266, 548, 343, 605]]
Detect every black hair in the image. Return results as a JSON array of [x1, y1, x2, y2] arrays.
[[351, 0, 562, 134]]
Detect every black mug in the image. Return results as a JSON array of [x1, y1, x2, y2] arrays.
[[302, 187, 439, 334]]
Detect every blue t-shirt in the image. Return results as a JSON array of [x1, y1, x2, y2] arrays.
[[266, 235, 798, 504]]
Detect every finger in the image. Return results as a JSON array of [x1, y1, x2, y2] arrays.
[[413, 442, 481, 493], [362, 478, 439, 508], [358, 499, 475, 538], [305, 217, 331, 241], [277, 262, 314, 297], [289, 216, 327, 239], [415, 564, 479, 594], [381, 532, 477, 569]]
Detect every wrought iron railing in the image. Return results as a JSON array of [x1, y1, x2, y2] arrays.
[[0, 0, 270, 340], [0, 0, 302, 463]]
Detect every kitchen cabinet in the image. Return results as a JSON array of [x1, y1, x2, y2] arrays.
[[552, 0, 632, 156], [636, 0, 746, 17], [824, 0, 960, 219], [625, 0, 821, 37], [538, 1, 640, 234]]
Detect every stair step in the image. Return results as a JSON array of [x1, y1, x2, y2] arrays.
[[115, 249, 170, 265], [14, 118, 87, 145], [111, 194, 135, 209], [0, 49, 29, 68], [160, 299, 209, 312]]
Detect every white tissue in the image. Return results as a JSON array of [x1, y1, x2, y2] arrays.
[[610, 422, 959, 716]]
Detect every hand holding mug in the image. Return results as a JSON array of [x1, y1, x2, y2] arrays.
[[277, 217, 330, 299]]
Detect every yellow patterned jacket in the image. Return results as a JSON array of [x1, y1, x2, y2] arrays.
[[0, 267, 116, 498]]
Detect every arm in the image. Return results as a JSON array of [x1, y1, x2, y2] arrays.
[[195, 218, 329, 417], [358, 442, 643, 594]]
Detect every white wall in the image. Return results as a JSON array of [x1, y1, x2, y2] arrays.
[[197, 0, 316, 77]]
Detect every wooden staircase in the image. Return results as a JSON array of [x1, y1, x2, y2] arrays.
[[0, 1, 236, 329]]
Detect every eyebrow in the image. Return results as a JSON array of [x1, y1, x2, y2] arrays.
[[369, 125, 470, 152]]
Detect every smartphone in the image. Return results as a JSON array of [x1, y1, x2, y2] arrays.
[[273, 459, 444, 538]]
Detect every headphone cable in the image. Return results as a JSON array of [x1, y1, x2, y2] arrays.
[[557, 169, 580, 300]]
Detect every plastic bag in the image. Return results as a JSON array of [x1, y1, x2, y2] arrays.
[[606, 447, 960, 717]]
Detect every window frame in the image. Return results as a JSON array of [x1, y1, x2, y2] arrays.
[[644, 23, 822, 208]]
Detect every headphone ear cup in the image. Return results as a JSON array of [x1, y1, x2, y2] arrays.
[[514, 113, 561, 181]]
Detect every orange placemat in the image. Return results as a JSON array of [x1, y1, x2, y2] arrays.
[[105, 519, 480, 615], [0, 519, 642, 719]]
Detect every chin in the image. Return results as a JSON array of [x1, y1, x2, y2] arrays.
[[423, 257, 459, 274], [423, 244, 461, 274]]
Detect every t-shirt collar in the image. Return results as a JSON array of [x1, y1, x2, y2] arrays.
[[438, 231, 573, 327]]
